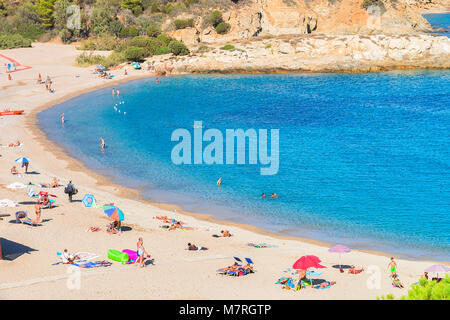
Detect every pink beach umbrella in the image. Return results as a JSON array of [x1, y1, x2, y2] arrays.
[[424, 265, 450, 280], [328, 244, 351, 270]]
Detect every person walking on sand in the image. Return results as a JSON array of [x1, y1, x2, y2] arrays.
[[136, 237, 151, 268], [38, 73, 41, 83], [64, 180, 76, 202], [388, 257, 397, 277]]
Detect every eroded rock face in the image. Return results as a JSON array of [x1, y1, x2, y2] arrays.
[[147, 34, 450, 73], [168, 0, 436, 45]]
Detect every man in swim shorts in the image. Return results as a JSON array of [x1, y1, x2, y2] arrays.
[[388, 257, 397, 277]]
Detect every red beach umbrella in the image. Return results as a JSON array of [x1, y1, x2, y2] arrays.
[[293, 255, 326, 270], [39, 191, 57, 197]]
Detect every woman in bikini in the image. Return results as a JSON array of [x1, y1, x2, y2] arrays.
[[136, 237, 151, 268]]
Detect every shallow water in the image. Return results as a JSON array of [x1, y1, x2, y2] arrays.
[[38, 71, 450, 261]]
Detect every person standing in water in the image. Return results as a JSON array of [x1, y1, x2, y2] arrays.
[[112, 88, 115, 95], [217, 177, 221, 186], [116, 89, 120, 96], [388, 257, 397, 277], [60, 113, 65, 125], [100, 137, 105, 150]]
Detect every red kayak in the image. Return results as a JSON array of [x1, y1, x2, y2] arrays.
[[0, 110, 24, 116]]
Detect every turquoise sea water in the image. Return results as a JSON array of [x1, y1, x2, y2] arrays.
[[423, 13, 450, 37], [38, 71, 450, 261]]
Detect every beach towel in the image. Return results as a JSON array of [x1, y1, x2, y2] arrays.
[[247, 243, 276, 248], [7, 182, 27, 189], [0, 199, 18, 207], [75, 252, 99, 261]]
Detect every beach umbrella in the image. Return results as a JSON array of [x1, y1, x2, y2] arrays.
[[15, 157, 29, 164], [82, 194, 96, 208], [103, 204, 124, 221], [424, 265, 450, 280], [328, 244, 351, 270], [293, 255, 326, 287]]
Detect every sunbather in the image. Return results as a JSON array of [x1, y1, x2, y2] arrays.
[[392, 275, 404, 288], [8, 141, 21, 147], [169, 221, 182, 230], [221, 230, 232, 237], [348, 266, 364, 274], [86, 226, 101, 232], [187, 243, 208, 251], [314, 281, 336, 289], [10, 166, 19, 174]]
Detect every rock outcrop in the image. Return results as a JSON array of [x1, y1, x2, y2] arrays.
[[149, 34, 450, 74], [168, 0, 437, 45]]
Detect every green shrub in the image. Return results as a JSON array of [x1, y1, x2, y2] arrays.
[[123, 45, 147, 61], [75, 52, 107, 66], [215, 21, 230, 34], [174, 18, 194, 30], [150, 2, 159, 13], [157, 33, 171, 46], [220, 44, 235, 51], [185, 0, 199, 6], [120, 26, 139, 38], [208, 10, 223, 28], [155, 46, 170, 55], [403, 275, 450, 300], [121, 0, 143, 16], [146, 24, 161, 37], [0, 34, 32, 49], [168, 39, 189, 56]]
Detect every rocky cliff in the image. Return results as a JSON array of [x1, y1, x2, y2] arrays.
[[169, 0, 438, 46], [148, 33, 450, 73]]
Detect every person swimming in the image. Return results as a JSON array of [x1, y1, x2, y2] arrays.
[[261, 193, 266, 199], [270, 193, 278, 199]]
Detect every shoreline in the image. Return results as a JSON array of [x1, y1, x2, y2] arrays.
[[1, 42, 448, 300], [32, 72, 448, 264]]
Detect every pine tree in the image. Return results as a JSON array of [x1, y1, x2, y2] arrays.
[[36, 0, 57, 28]]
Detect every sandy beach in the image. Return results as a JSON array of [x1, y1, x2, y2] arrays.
[[0, 43, 447, 300]]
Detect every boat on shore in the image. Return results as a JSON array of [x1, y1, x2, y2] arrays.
[[0, 110, 24, 116]]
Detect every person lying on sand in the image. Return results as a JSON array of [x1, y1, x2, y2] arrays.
[[169, 221, 183, 230], [40, 177, 59, 188], [10, 166, 19, 174], [86, 226, 101, 232], [8, 141, 21, 147], [392, 275, 404, 288], [314, 281, 336, 289], [187, 243, 208, 251], [348, 266, 364, 274], [243, 263, 254, 273], [221, 230, 232, 237]]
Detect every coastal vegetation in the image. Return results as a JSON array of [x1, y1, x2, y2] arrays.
[[377, 275, 450, 300], [0, 0, 233, 49]]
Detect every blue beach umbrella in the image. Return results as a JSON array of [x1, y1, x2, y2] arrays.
[[15, 157, 30, 164], [82, 194, 96, 208], [103, 204, 125, 221]]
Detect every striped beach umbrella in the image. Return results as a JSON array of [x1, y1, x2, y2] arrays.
[[329, 244, 351, 270], [103, 204, 124, 221]]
